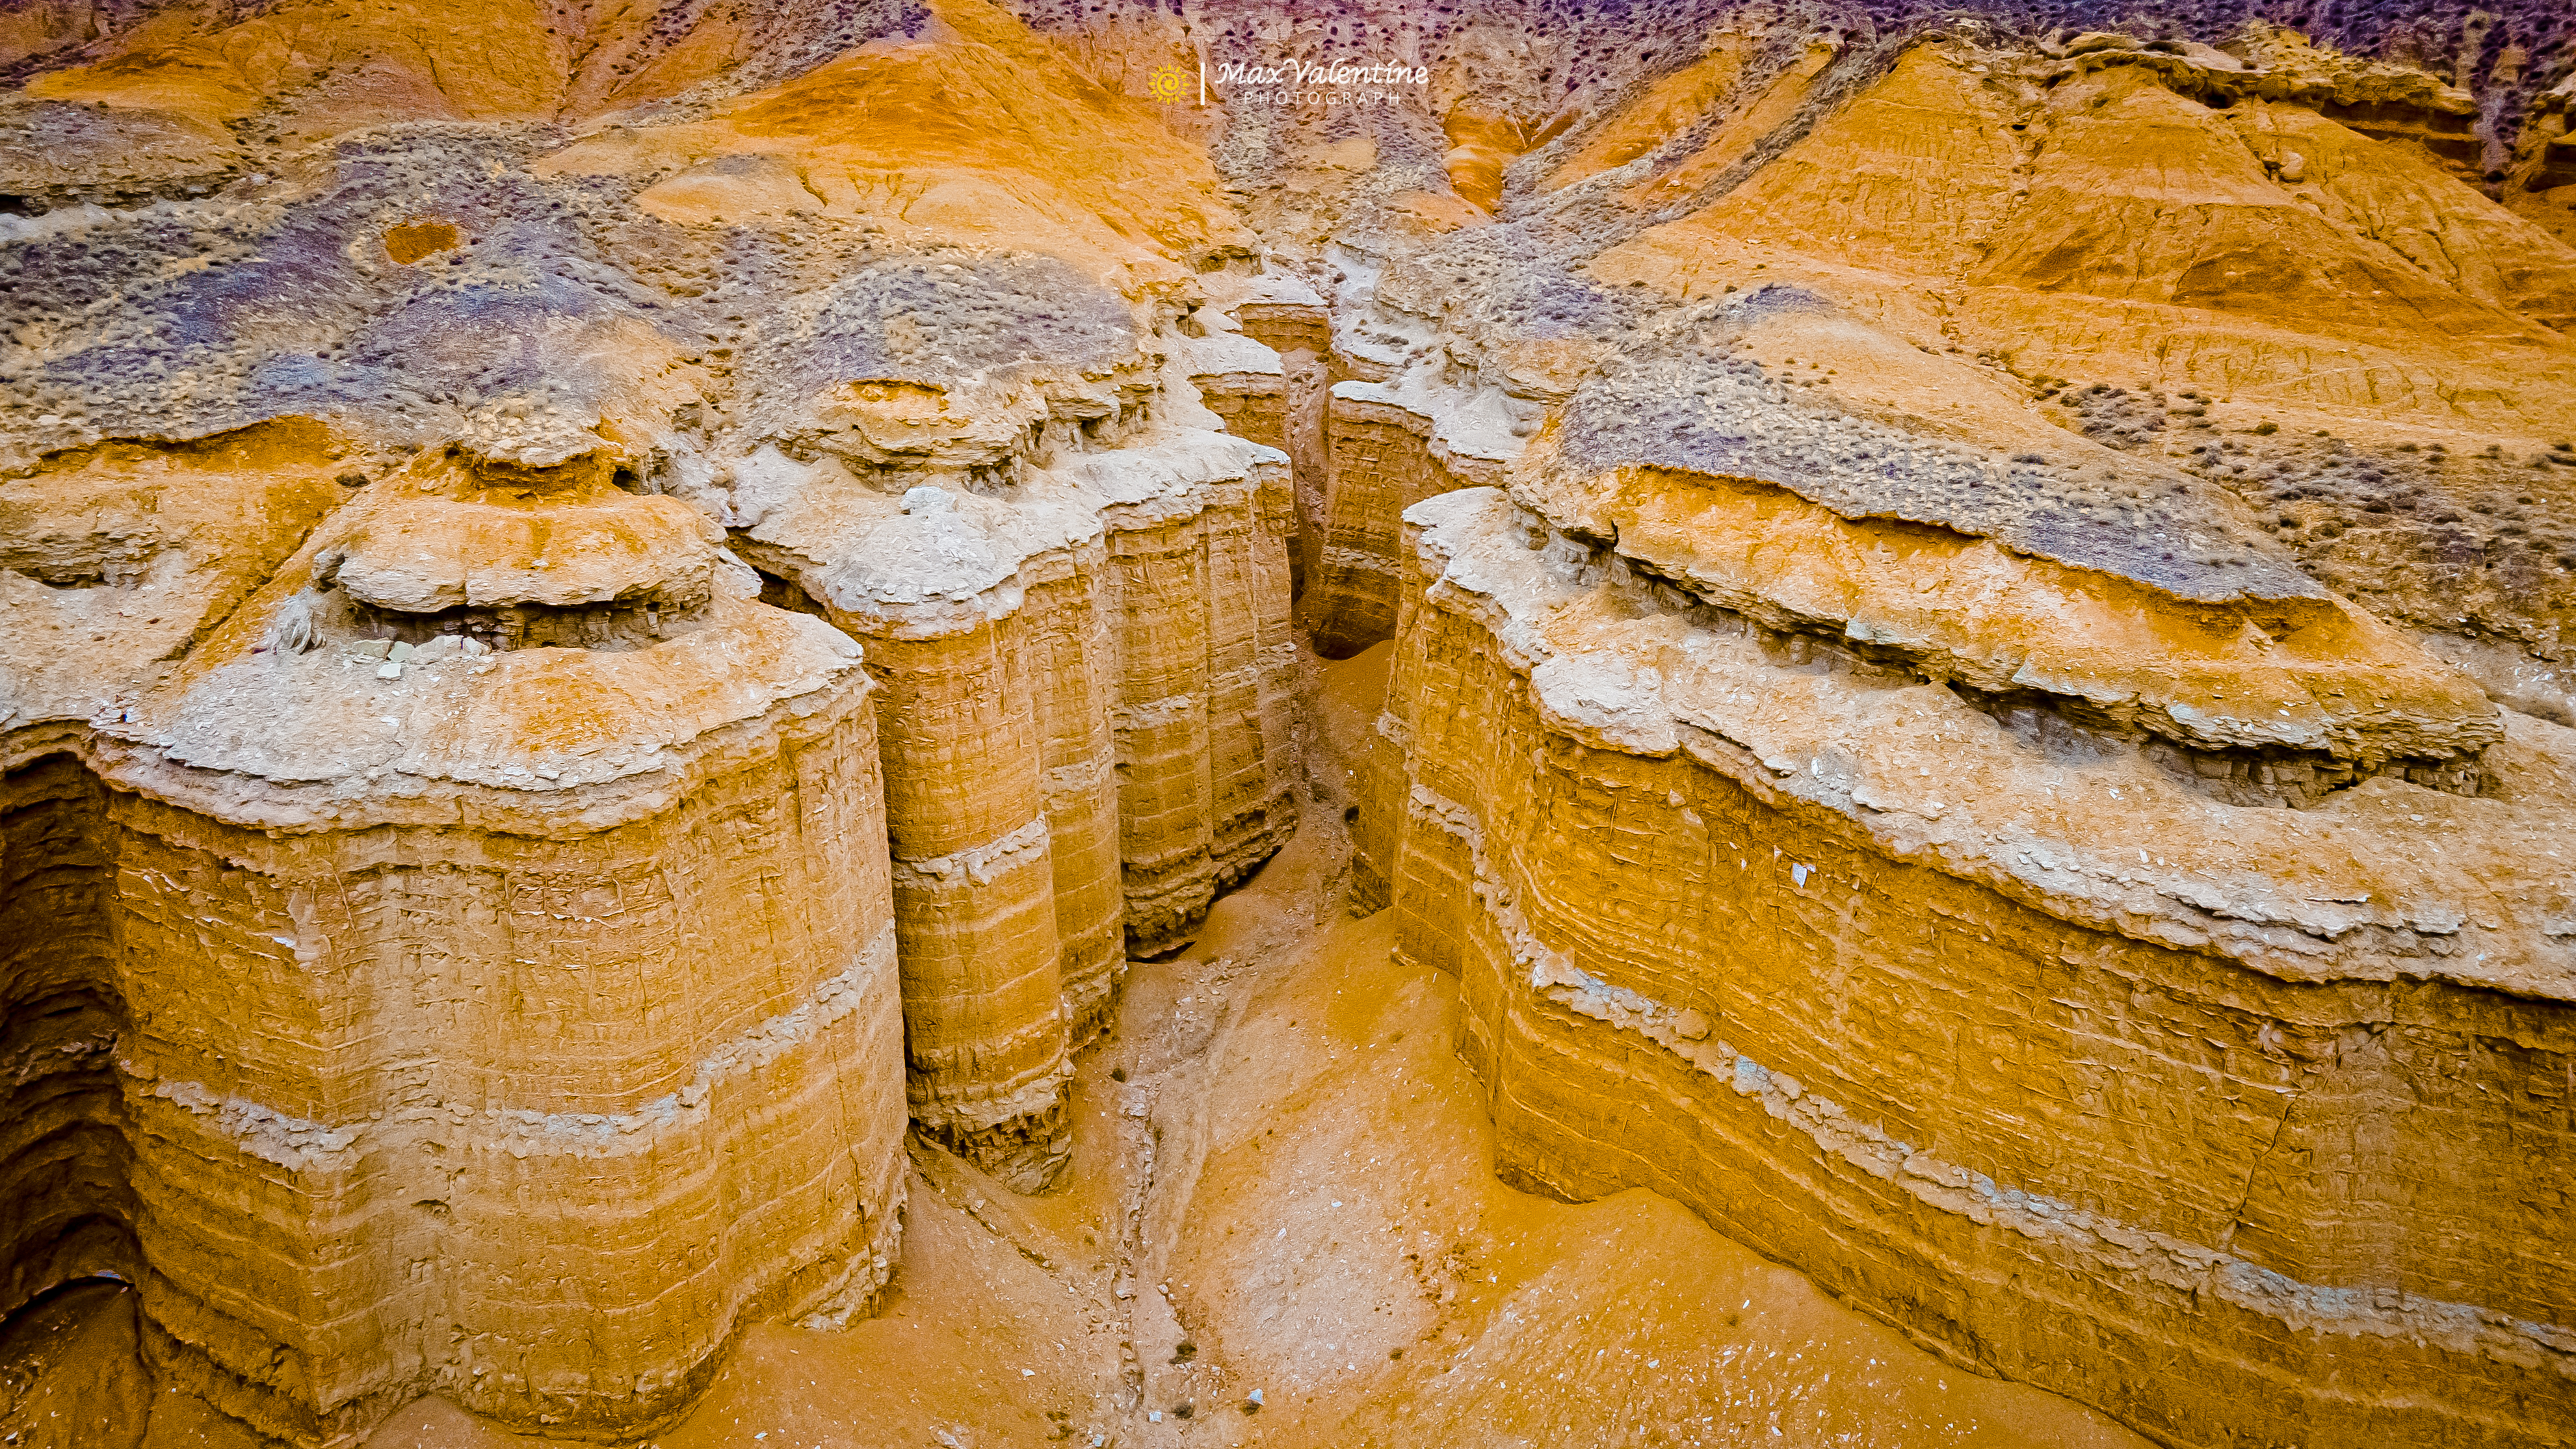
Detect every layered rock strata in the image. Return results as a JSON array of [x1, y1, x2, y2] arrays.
[[0, 21, 1312, 1405], [1309, 382, 1512, 659], [731, 423, 1296, 1190], [9, 0, 2576, 1442], [0, 439, 910, 1442], [1358, 485, 2576, 1448], [1229, 280, 1334, 601], [1291, 23, 2576, 1431], [1183, 291, 1293, 459], [690, 226, 1304, 1191]]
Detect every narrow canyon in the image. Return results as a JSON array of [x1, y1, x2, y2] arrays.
[[0, 1, 2571, 1446]]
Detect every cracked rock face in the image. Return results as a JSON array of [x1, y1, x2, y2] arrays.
[[5, 0, 2576, 1445]]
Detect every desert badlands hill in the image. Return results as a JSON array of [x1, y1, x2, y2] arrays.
[[0, 0, 2571, 1445]]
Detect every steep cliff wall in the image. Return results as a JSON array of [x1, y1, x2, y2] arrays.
[[1310, 386, 1516, 659], [1358, 487, 2575, 1446], [1233, 283, 1335, 601], [0, 757, 134, 1333], [8, 0, 2576, 1443], [1246, 36, 2576, 1441], [0, 8, 1307, 1433], [734, 426, 1298, 1190], [1, 439, 913, 1442]]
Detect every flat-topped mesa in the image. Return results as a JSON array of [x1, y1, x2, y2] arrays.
[[717, 257, 1302, 1190], [1358, 487, 2576, 1448], [0, 438, 909, 1444], [730, 421, 1296, 1192]]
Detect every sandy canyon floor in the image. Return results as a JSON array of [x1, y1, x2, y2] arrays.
[[7, 647, 2147, 1449]]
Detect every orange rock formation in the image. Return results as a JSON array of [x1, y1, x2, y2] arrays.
[[4, 0, 2575, 1446]]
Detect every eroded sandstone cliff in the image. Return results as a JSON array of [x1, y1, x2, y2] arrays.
[[1288, 14, 2576, 1446], [5, 426, 910, 1442], [3, 0, 2573, 1444], [1358, 486, 2572, 1445], [0, 0, 1306, 1435]]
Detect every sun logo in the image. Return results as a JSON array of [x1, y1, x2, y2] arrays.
[[1148, 64, 1190, 103]]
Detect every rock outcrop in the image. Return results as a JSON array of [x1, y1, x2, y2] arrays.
[[0, 0, 1302, 1435], [1309, 379, 1517, 659], [1272, 12, 2575, 1446], [1358, 484, 2573, 1446], [732, 423, 1298, 1189], [3, 431, 908, 1442], [8, 0, 2576, 1444]]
